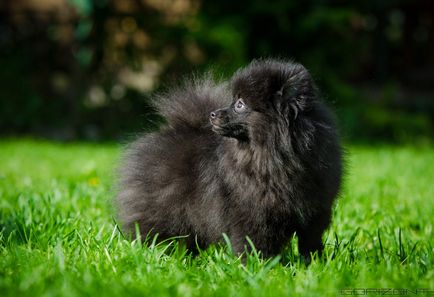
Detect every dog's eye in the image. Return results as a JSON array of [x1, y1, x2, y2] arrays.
[[234, 99, 246, 113]]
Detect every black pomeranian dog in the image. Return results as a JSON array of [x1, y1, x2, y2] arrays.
[[117, 59, 342, 258]]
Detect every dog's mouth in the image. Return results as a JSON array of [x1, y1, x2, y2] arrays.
[[210, 121, 249, 141], [210, 122, 230, 135], [210, 117, 228, 131]]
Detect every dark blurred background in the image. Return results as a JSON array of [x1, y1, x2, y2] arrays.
[[0, 0, 433, 142]]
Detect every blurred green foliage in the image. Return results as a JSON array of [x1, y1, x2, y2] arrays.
[[0, 0, 432, 142]]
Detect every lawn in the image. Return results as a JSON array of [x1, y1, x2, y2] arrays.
[[0, 139, 433, 297]]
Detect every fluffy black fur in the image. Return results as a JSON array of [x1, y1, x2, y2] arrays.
[[117, 59, 342, 258]]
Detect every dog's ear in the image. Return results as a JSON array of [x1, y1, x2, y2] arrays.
[[275, 64, 315, 120]]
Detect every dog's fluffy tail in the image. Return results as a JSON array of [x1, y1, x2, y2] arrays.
[[154, 75, 230, 129]]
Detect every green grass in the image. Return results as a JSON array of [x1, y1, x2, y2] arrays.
[[0, 139, 433, 297]]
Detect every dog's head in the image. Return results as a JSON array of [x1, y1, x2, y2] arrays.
[[210, 59, 316, 143]]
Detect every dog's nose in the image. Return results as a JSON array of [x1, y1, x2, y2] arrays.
[[210, 109, 227, 121]]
